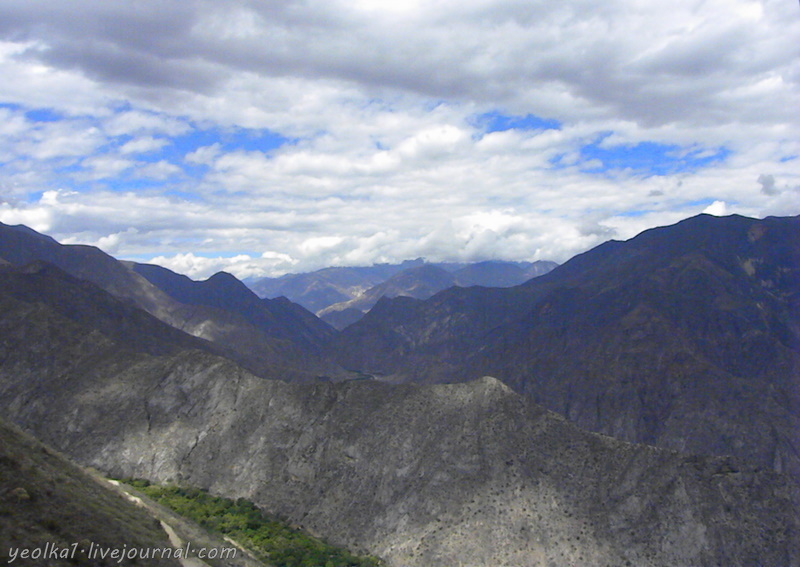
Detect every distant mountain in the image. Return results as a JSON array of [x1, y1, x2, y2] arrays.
[[311, 260, 558, 329], [318, 264, 457, 328], [0, 222, 342, 381], [130, 262, 335, 353], [452, 259, 557, 287], [0, 287, 794, 565], [247, 260, 426, 312], [330, 214, 800, 484], [248, 259, 557, 318]]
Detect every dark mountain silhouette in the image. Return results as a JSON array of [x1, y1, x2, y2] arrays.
[[0, 261, 217, 357], [331, 214, 800, 484], [0, 222, 342, 381]]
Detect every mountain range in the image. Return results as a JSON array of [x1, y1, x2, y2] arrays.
[[0, 222, 340, 382], [330, 214, 800, 484], [0, 214, 797, 566], [248, 258, 557, 329]]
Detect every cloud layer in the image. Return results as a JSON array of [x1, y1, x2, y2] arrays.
[[0, 0, 798, 278]]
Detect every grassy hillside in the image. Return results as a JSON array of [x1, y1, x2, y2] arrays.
[[0, 419, 181, 566]]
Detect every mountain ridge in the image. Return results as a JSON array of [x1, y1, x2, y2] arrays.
[[0, 222, 344, 382], [1, 214, 797, 566], [330, 214, 800, 483], [249, 258, 557, 318]]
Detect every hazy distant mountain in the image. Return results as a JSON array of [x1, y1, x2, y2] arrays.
[[248, 259, 557, 319], [307, 260, 557, 329], [318, 264, 457, 328], [453, 259, 557, 287], [331, 214, 800, 484], [247, 260, 426, 312]]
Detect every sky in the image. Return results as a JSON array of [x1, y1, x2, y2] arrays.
[[0, 0, 798, 280]]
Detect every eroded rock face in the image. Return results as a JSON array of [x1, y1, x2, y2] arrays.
[[1, 334, 796, 566]]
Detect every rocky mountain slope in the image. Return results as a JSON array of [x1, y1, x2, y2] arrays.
[[0, 337, 795, 566], [0, 222, 341, 382], [330, 214, 800, 483], [1, 214, 798, 566]]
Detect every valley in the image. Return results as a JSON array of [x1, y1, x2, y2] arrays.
[[0, 214, 797, 566]]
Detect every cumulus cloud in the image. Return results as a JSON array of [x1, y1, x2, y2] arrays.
[[703, 200, 729, 216], [119, 136, 169, 155], [0, 0, 797, 279]]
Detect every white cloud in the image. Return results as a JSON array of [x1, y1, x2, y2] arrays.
[[136, 160, 182, 180], [120, 136, 169, 155], [185, 144, 222, 165], [0, 0, 796, 279], [703, 200, 729, 216], [103, 111, 192, 137], [79, 155, 134, 179]]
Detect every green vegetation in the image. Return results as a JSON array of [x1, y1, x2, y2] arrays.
[[124, 480, 382, 567]]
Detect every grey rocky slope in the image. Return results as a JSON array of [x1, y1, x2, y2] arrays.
[[0, 277, 796, 566]]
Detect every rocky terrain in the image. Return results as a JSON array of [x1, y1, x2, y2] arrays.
[[0, 340, 795, 566], [0, 214, 797, 566], [331, 214, 800, 484]]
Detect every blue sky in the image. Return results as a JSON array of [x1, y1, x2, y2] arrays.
[[0, 0, 798, 279]]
